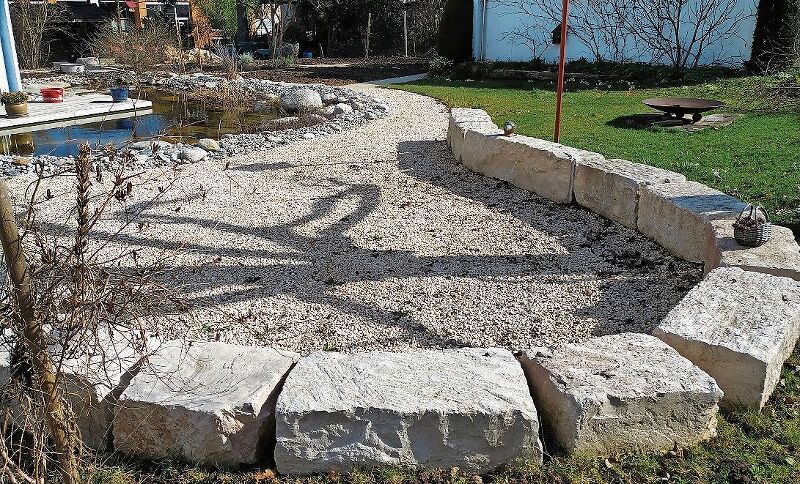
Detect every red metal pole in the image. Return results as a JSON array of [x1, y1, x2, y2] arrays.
[[554, 0, 570, 143]]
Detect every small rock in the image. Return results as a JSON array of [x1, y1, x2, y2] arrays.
[[11, 157, 29, 166], [365, 111, 378, 120], [196, 138, 221, 152], [333, 103, 353, 115], [322, 93, 336, 104], [177, 147, 208, 163], [302, 133, 316, 140]]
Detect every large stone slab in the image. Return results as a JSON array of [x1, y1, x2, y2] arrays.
[[0, 327, 153, 451], [638, 181, 747, 262], [518, 333, 721, 455], [704, 219, 800, 280], [57, 326, 156, 451], [573, 158, 686, 229], [461, 131, 602, 204], [654, 267, 800, 410], [448, 109, 497, 162], [275, 348, 542, 475], [114, 341, 299, 466]]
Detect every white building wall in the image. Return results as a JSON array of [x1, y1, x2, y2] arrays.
[[472, 0, 759, 66]]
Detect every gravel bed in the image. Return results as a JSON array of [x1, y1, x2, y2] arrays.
[[8, 85, 702, 354]]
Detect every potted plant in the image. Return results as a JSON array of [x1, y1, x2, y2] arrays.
[[1, 91, 29, 118], [110, 78, 129, 103]]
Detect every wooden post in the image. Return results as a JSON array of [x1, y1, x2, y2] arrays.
[[402, 2, 408, 57], [553, 0, 570, 143], [0, 180, 80, 484], [133, 0, 148, 29], [365, 12, 371, 59]]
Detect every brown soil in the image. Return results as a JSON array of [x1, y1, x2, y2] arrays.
[[242, 56, 429, 86]]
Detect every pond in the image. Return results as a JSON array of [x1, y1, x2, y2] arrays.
[[0, 89, 276, 157]]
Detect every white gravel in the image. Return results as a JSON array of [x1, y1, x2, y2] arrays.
[[9, 84, 701, 354]]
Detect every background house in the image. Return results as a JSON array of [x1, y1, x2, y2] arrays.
[[472, 0, 760, 67]]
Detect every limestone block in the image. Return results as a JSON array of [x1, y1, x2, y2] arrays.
[[638, 181, 747, 262], [448, 108, 496, 161], [654, 267, 800, 410], [508, 136, 604, 204], [518, 333, 721, 455], [704, 219, 800, 280], [114, 341, 299, 466], [55, 326, 155, 451], [275, 348, 542, 475], [573, 158, 686, 229]]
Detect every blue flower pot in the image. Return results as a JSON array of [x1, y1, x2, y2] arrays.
[[110, 87, 129, 102]]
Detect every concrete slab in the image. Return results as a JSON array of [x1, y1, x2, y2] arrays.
[[519, 333, 722, 455], [0, 92, 152, 136], [704, 219, 800, 280]]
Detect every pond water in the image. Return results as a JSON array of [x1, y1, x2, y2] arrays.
[[0, 90, 276, 157]]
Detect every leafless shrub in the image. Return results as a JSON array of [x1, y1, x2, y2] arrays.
[[9, 0, 68, 69], [0, 144, 181, 483], [86, 21, 177, 74]]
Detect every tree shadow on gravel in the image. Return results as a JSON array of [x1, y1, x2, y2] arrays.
[[395, 139, 701, 339], [38, 140, 700, 349]]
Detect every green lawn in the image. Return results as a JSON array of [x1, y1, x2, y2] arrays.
[[394, 74, 800, 228]]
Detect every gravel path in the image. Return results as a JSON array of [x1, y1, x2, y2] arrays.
[[11, 85, 701, 354]]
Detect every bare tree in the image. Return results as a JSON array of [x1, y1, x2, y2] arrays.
[[494, 0, 755, 67], [9, 0, 68, 69], [619, 0, 757, 69], [0, 145, 179, 482], [496, 0, 632, 62]]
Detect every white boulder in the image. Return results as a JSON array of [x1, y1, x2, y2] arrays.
[[114, 341, 299, 465], [177, 146, 208, 163], [519, 333, 722, 455], [654, 267, 800, 410], [280, 88, 323, 113], [275, 348, 542, 475], [196, 138, 221, 152], [333, 103, 353, 115]]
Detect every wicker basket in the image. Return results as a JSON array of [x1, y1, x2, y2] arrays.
[[733, 205, 771, 247]]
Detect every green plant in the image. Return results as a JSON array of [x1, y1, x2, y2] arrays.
[[437, 0, 473, 63], [239, 52, 255, 71], [1, 91, 28, 105], [429, 55, 454, 75]]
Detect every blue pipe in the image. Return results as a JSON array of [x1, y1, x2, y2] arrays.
[[0, 0, 21, 92]]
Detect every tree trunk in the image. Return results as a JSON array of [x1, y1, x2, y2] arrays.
[[235, 0, 249, 46], [0, 180, 80, 484]]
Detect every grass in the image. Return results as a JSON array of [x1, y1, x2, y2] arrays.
[[80, 346, 800, 483], [393, 70, 800, 228]]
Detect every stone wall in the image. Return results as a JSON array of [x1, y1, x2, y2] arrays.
[[0, 108, 799, 475]]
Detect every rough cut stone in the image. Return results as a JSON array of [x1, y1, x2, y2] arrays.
[[114, 341, 298, 466], [518, 333, 721, 455], [275, 348, 542, 475], [704, 219, 800, 280], [573, 158, 686, 229], [448, 108, 497, 162], [654, 267, 800, 410], [478, 133, 602, 204], [638, 181, 747, 262]]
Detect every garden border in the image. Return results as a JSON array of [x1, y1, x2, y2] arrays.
[[2, 107, 800, 475]]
